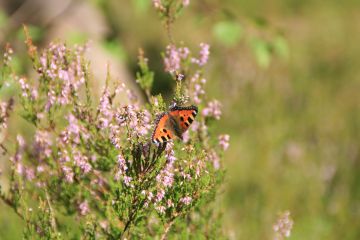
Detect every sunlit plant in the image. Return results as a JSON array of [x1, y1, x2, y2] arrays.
[[0, 0, 229, 238]]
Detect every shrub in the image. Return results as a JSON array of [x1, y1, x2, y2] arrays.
[[0, 1, 229, 239]]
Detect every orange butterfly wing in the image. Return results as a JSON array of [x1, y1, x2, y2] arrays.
[[168, 105, 198, 135], [152, 113, 175, 144], [152, 105, 198, 144]]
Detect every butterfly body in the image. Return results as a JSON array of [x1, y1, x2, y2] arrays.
[[152, 105, 198, 144]]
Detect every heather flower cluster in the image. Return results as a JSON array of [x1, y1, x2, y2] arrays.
[[273, 211, 294, 240], [3, 43, 13, 66], [152, 0, 190, 14], [0, 98, 13, 129], [39, 42, 87, 110], [0, 2, 230, 238], [218, 134, 230, 151], [202, 99, 222, 120], [163, 43, 210, 74]]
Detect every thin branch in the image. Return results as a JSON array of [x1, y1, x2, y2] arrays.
[[160, 218, 175, 240], [0, 194, 25, 220]]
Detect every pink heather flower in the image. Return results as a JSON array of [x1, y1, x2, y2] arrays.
[[163, 45, 190, 73], [198, 43, 210, 66], [126, 89, 138, 103], [10, 135, 25, 171], [195, 158, 205, 179], [155, 143, 176, 188], [99, 221, 108, 230], [176, 73, 185, 81], [10, 135, 25, 167], [98, 88, 113, 129], [165, 142, 176, 163], [35, 130, 53, 158], [155, 205, 166, 214], [67, 114, 80, 135], [79, 200, 90, 216], [115, 154, 128, 180], [218, 134, 230, 151], [192, 43, 210, 66], [31, 89, 38, 100], [273, 211, 294, 240], [164, 45, 181, 73], [38, 42, 87, 108], [180, 196, 192, 206], [182, 0, 190, 7], [156, 189, 165, 202], [109, 124, 121, 149], [18, 78, 30, 98], [0, 102, 8, 128], [190, 121, 200, 132], [3, 44, 13, 65], [73, 150, 92, 174], [90, 154, 97, 163], [16, 163, 24, 176], [138, 109, 152, 136], [36, 165, 45, 173], [202, 100, 222, 120], [156, 168, 174, 188], [16, 135, 25, 148], [39, 55, 47, 70], [116, 105, 152, 138], [35, 181, 46, 188], [25, 168, 35, 181], [62, 166, 74, 183], [45, 90, 56, 111], [152, 0, 165, 11], [207, 150, 220, 170], [179, 47, 190, 59], [61, 114, 89, 144], [147, 191, 154, 202], [180, 171, 192, 181], [182, 131, 190, 143], [167, 199, 174, 208], [2, 98, 14, 124], [123, 176, 133, 187], [59, 149, 71, 163], [190, 72, 206, 104], [115, 82, 126, 95]]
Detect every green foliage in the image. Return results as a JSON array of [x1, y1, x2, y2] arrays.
[[273, 35, 289, 59], [136, 48, 154, 98], [0, 3, 226, 238], [66, 32, 89, 45], [213, 20, 243, 47], [17, 25, 44, 43], [103, 40, 127, 61], [133, 0, 151, 13], [251, 38, 272, 69], [0, 10, 8, 29]]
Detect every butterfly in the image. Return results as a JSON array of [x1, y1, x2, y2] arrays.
[[152, 105, 198, 144]]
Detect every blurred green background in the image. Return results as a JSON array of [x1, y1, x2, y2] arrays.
[[1, 0, 360, 239]]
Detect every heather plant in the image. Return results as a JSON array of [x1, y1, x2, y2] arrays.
[[0, 1, 229, 239]]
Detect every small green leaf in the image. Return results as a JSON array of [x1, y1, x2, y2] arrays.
[[133, 0, 150, 14], [66, 31, 88, 45], [273, 35, 289, 59], [251, 38, 271, 69], [17, 25, 44, 43], [252, 16, 268, 27], [0, 10, 8, 28], [213, 21, 243, 47], [103, 40, 127, 61]]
